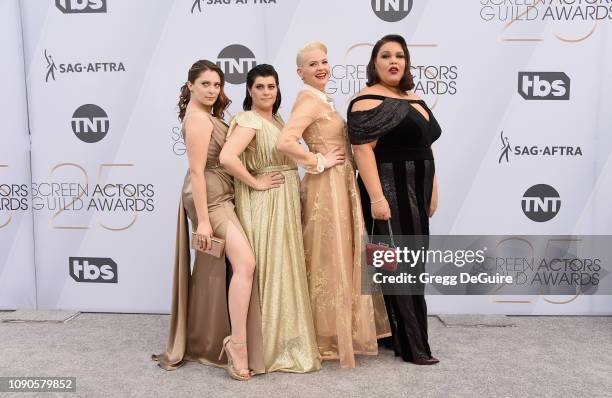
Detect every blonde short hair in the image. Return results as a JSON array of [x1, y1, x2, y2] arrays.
[[296, 41, 328, 67]]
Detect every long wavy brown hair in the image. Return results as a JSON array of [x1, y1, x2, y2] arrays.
[[178, 60, 231, 121]]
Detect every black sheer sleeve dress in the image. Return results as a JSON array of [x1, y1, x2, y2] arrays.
[[347, 94, 441, 363]]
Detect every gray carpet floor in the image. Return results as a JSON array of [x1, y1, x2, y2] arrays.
[[1, 313, 611, 397]]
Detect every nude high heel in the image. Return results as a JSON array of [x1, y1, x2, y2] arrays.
[[219, 336, 251, 381]]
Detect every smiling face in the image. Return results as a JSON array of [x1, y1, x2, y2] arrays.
[[374, 41, 406, 87], [248, 75, 278, 112], [297, 49, 330, 91], [187, 69, 221, 108]]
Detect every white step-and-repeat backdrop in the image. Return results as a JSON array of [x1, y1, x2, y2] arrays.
[[2, 0, 611, 314], [0, 0, 36, 309]]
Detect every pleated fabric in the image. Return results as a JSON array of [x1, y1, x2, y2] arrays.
[[228, 111, 321, 373]]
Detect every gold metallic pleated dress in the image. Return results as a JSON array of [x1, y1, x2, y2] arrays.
[[228, 111, 321, 373], [153, 113, 265, 374], [280, 87, 391, 368]]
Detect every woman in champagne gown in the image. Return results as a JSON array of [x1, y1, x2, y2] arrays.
[[277, 42, 390, 369], [220, 64, 321, 373], [153, 60, 264, 378]]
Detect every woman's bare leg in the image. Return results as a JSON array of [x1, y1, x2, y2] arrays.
[[224, 222, 256, 373]]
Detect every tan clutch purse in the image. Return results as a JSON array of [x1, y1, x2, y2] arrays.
[[191, 232, 226, 258]]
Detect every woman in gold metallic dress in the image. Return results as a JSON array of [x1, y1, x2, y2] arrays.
[[153, 60, 265, 380], [276, 42, 391, 368], [219, 64, 321, 373]]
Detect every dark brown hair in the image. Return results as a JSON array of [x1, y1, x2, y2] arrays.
[[243, 64, 282, 115], [366, 34, 414, 92], [178, 60, 231, 121]]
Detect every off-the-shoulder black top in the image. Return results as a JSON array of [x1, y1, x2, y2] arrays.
[[347, 95, 441, 162]]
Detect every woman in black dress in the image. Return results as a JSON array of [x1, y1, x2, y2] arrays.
[[347, 34, 441, 365]]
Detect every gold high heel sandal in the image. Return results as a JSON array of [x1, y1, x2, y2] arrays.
[[219, 336, 251, 381]]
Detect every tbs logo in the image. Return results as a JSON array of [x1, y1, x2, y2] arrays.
[[518, 72, 570, 100], [56, 0, 107, 13], [69, 257, 117, 283]]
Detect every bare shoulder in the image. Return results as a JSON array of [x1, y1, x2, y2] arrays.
[[404, 90, 422, 101], [355, 85, 378, 97], [183, 112, 213, 139], [350, 86, 384, 112]]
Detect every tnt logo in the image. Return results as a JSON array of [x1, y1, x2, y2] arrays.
[[521, 184, 561, 222], [216, 44, 257, 85], [71, 104, 109, 143], [371, 0, 413, 22], [69, 257, 117, 283], [518, 72, 570, 100], [56, 0, 107, 14]]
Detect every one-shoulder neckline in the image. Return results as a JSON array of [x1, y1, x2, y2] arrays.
[[183, 111, 228, 126]]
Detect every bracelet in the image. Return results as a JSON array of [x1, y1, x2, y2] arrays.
[[370, 196, 386, 204], [304, 152, 325, 174], [315, 152, 325, 173]]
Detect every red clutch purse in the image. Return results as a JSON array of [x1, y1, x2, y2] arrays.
[[365, 219, 398, 272]]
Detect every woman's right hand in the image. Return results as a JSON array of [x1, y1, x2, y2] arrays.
[[254, 172, 285, 191], [371, 198, 391, 220], [323, 147, 345, 169], [195, 220, 214, 251]]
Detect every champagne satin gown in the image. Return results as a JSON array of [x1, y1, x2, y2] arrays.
[[228, 111, 321, 373], [153, 112, 265, 374], [280, 86, 391, 368]]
